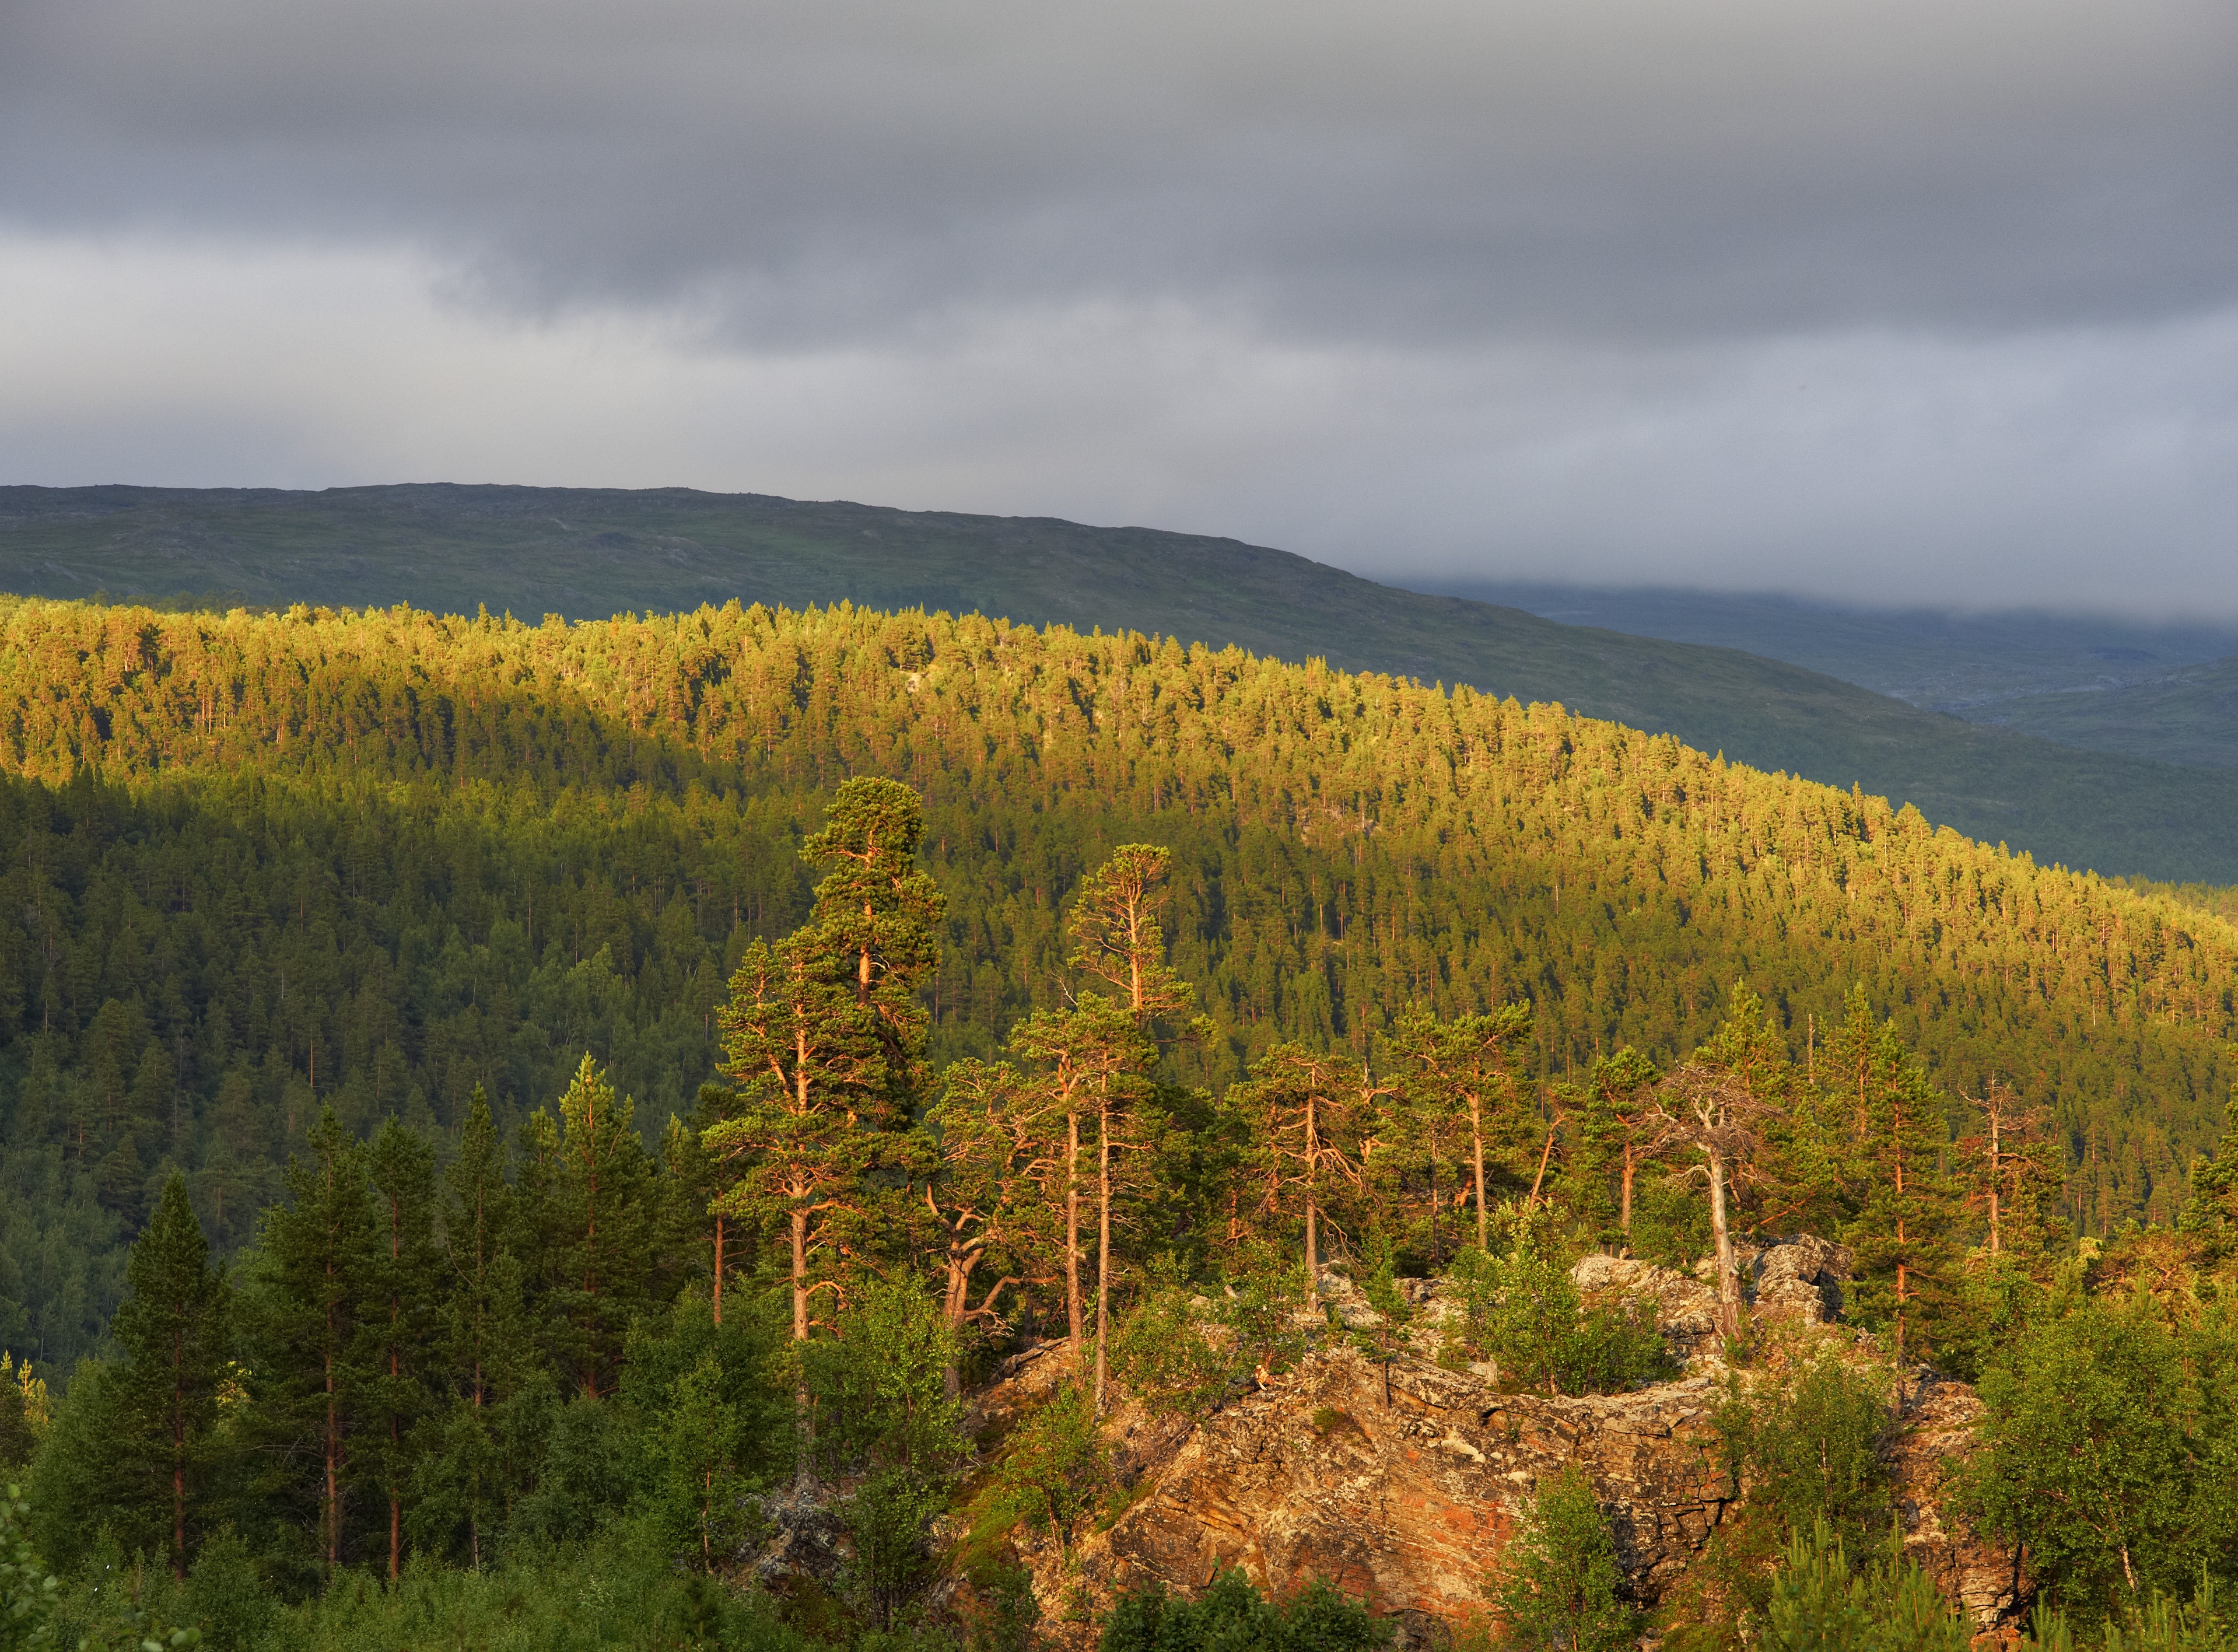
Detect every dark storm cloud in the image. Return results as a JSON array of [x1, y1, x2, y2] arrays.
[[6, 0, 2235, 348]]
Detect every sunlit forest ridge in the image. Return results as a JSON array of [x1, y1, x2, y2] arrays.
[[1, 592, 2230, 1380]]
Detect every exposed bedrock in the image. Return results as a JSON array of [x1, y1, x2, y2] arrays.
[[994, 1237, 2023, 1645]]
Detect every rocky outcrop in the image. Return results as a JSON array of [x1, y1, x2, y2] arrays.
[[986, 1240, 2020, 1646], [1889, 1371, 2028, 1629], [1571, 1235, 1856, 1366], [1078, 1346, 1733, 1646]]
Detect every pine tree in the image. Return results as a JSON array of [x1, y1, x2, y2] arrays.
[[800, 775, 945, 1109], [1957, 1079, 2067, 1266], [706, 932, 886, 1452], [1822, 991, 1960, 1363], [1576, 1047, 1660, 1245], [1068, 844, 1202, 1038], [1224, 1045, 1384, 1306], [107, 1172, 228, 1576], [918, 1060, 1048, 1396], [669, 1092, 734, 1325], [1004, 997, 1147, 1408], [2177, 1062, 2238, 1259], [1391, 1006, 1535, 1252], [1648, 1063, 1776, 1345], [705, 782, 943, 1464]]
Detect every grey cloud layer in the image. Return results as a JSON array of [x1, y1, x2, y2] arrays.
[[8, 0, 2236, 346]]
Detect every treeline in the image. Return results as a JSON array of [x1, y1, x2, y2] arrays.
[[7, 780, 2238, 1650], [2, 595, 2236, 1381]]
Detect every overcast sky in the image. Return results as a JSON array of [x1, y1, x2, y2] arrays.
[[3, 0, 2235, 613]]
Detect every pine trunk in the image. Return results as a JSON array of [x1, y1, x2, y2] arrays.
[[1470, 1094, 1489, 1251], [1093, 1111, 1113, 1415], [1707, 1146, 1740, 1345], [712, 1213, 725, 1326], [1065, 1111, 1084, 1377]]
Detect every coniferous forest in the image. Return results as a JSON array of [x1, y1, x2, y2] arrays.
[[3, 594, 2238, 1651]]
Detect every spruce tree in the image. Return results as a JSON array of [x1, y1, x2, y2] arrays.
[[254, 1107, 378, 1578], [107, 1171, 228, 1576], [547, 1055, 659, 1401], [366, 1118, 441, 1580], [418, 1087, 533, 1569]]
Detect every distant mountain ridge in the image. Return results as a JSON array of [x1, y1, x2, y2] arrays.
[[5, 480, 2237, 882], [1442, 578, 2238, 773]]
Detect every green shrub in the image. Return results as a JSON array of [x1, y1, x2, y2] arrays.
[[804, 1276, 964, 1479], [1101, 1567, 1389, 1652], [1715, 1353, 1893, 1549], [1486, 1466, 1635, 1652], [843, 1468, 949, 1632], [986, 1385, 1109, 1558], [1112, 1289, 1234, 1418], [1761, 1519, 1966, 1652], [1445, 1212, 1673, 1396], [1, 1482, 62, 1652]]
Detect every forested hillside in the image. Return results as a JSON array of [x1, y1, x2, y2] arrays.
[[2, 594, 2233, 1382], [7, 484, 2238, 882]]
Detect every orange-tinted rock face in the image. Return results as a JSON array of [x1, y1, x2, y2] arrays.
[[1041, 1346, 1738, 1644], [992, 1248, 2024, 1648]]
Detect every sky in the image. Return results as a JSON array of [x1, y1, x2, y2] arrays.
[[3, 0, 2236, 615]]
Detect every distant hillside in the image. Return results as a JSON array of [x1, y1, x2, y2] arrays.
[[5, 481, 2237, 881], [1447, 579, 2238, 774]]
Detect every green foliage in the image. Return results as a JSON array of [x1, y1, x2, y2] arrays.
[[1345, 1232, 1418, 1386], [644, 1351, 759, 1573], [1715, 1353, 1894, 1549], [1, 1482, 61, 1651], [2021, 1582, 2238, 1652], [104, 1173, 230, 1573], [1485, 1466, 1636, 1652], [1216, 1256, 1312, 1388], [0, 1390, 27, 1482], [255, 1542, 816, 1652], [986, 1384, 1108, 1556], [1760, 1520, 1967, 1652], [804, 1276, 964, 1478], [1100, 1567, 1391, 1652], [843, 1468, 950, 1632], [3, 594, 2229, 1360], [182, 1530, 267, 1652], [1969, 1296, 2238, 1618], [958, 1553, 1038, 1652], [1443, 1212, 1672, 1396], [1112, 1287, 1234, 1419]]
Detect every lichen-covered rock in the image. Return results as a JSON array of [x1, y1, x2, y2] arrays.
[[1749, 1237, 1853, 1328], [751, 1481, 850, 1585], [1889, 1370, 2029, 1629]]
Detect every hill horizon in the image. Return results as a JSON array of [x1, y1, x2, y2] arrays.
[[5, 481, 2238, 886]]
